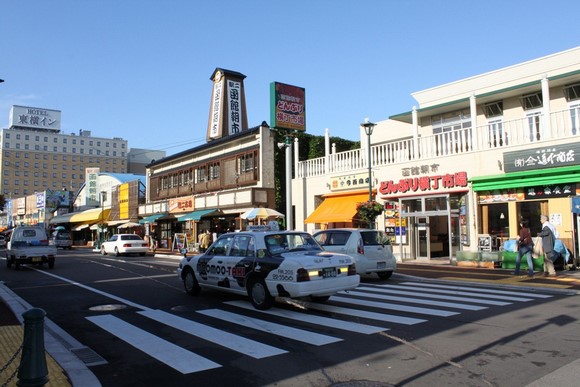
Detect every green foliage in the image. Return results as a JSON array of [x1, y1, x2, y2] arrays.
[[273, 130, 359, 224], [356, 200, 385, 225]]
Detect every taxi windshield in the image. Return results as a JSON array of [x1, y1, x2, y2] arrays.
[[264, 233, 322, 255]]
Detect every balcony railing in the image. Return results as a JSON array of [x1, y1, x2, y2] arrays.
[[297, 108, 580, 178]]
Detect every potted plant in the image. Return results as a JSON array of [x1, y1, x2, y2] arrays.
[[356, 200, 385, 229]]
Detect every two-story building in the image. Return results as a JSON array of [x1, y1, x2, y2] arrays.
[[294, 46, 580, 262]]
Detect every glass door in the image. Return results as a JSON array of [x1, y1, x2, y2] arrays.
[[416, 216, 429, 259]]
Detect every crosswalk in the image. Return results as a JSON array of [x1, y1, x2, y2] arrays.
[[85, 281, 555, 375]]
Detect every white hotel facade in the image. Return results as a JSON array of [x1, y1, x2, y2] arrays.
[[293, 47, 580, 262]]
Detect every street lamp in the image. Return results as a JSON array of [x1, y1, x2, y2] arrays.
[[361, 118, 376, 203], [100, 191, 106, 246]]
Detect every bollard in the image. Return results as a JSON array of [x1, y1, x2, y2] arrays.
[[17, 308, 49, 387]]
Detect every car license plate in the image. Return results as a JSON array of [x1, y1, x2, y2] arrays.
[[32, 257, 42, 262], [377, 261, 386, 269], [322, 268, 337, 278]]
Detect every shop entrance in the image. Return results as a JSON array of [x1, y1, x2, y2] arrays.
[[399, 193, 465, 262]]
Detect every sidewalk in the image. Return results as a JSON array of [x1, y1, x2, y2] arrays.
[[1, 251, 579, 386], [0, 283, 100, 387]]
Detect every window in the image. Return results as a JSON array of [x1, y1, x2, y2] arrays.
[[35, 145, 40, 150], [521, 92, 543, 110], [484, 101, 503, 118], [570, 102, 580, 135], [4, 143, 9, 148], [196, 167, 207, 182], [238, 153, 254, 174], [527, 110, 542, 142], [63, 138, 67, 144], [209, 162, 220, 180], [564, 84, 580, 102]]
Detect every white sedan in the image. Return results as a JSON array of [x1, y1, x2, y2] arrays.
[[177, 230, 360, 310], [100, 234, 149, 257]]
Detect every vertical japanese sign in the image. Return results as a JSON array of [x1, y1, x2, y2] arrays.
[[209, 77, 224, 139], [270, 82, 306, 132], [85, 167, 100, 205], [119, 183, 129, 219], [228, 80, 242, 135]]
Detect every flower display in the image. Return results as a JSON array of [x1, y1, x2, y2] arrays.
[[356, 200, 385, 227]]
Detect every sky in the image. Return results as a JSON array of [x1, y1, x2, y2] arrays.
[[1, 0, 579, 156]]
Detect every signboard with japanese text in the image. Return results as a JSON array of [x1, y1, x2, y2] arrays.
[[329, 173, 371, 191], [85, 167, 100, 205], [206, 69, 248, 141], [168, 196, 194, 213], [208, 77, 224, 139], [379, 171, 468, 198], [9, 105, 61, 131], [270, 82, 306, 131], [227, 80, 242, 135], [503, 144, 579, 172]]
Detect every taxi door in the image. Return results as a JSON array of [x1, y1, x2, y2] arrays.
[[225, 234, 257, 291]]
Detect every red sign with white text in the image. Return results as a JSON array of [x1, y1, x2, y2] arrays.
[[379, 171, 468, 197]]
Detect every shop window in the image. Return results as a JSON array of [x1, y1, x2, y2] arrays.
[[481, 203, 509, 237]]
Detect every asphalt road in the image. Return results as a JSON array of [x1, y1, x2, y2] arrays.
[[1, 250, 579, 387]]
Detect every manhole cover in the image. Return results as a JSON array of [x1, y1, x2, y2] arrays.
[[89, 304, 127, 311]]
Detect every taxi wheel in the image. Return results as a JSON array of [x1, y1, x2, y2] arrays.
[[100, 246, 107, 255], [248, 278, 274, 310], [114, 247, 120, 257], [183, 270, 201, 295], [48, 260, 55, 269]]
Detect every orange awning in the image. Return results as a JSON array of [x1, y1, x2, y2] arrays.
[[304, 192, 369, 224]]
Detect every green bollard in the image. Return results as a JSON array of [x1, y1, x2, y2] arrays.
[[17, 308, 49, 387]]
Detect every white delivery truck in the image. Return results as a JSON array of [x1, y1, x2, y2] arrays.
[[6, 226, 58, 270]]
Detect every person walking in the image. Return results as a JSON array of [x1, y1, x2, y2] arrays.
[[539, 214, 557, 277], [513, 219, 534, 277], [198, 230, 211, 253]]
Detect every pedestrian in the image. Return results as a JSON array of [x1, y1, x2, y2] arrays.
[[150, 232, 158, 252], [199, 230, 210, 253], [539, 214, 557, 277], [513, 219, 534, 277]]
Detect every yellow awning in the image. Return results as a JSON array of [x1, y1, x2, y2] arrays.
[[70, 208, 111, 223], [304, 192, 369, 224]]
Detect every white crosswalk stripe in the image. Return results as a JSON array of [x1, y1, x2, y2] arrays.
[[357, 285, 512, 306], [374, 283, 535, 302], [197, 309, 343, 346], [224, 300, 387, 334], [400, 282, 554, 299], [328, 295, 459, 317], [86, 314, 221, 374], [84, 280, 557, 375], [341, 289, 487, 311], [138, 309, 287, 359]]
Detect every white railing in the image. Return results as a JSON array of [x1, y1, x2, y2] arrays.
[[297, 108, 579, 179]]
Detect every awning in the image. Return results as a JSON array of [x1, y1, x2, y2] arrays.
[[470, 165, 580, 191], [139, 213, 167, 224], [304, 192, 369, 224], [50, 213, 76, 224], [71, 208, 110, 223], [177, 208, 222, 222], [107, 219, 130, 226]]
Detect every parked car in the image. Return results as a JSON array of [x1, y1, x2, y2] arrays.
[[50, 230, 73, 250], [100, 234, 148, 256], [5, 226, 57, 269], [313, 228, 396, 279], [177, 230, 360, 310]]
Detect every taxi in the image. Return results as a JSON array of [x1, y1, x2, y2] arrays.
[[177, 229, 360, 310]]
